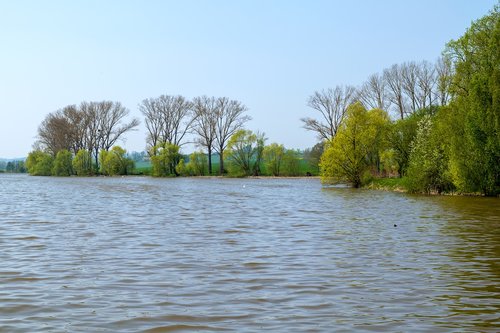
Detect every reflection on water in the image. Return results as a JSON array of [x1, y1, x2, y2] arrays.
[[0, 174, 499, 332]]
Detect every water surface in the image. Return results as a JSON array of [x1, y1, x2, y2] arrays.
[[0, 174, 499, 332]]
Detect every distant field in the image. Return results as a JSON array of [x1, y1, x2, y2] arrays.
[[132, 158, 319, 177]]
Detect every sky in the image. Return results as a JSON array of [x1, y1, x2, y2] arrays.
[[0, 0, 497, 158]]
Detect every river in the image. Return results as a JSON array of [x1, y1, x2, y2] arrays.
[[0, 174, 498, 332]]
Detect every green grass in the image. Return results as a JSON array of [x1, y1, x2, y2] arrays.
[[131, 158, 320, 177], [130, 160, 151, 175]]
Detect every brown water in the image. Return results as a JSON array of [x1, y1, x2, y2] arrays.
[[0, 174, 499, 332]]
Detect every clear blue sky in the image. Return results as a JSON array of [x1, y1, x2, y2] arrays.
[[0, 0, 497, 158]]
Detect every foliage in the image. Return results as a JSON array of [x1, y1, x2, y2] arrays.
[[175, 158, 189, 176], [72, 149, 93, 176], [263, 143, 285, 176], [364, 108, 391, 174], [52, 149, 73, 176], [406, 114, 454, 194], [281, 149, 302, 176], [320, 103, 390, 187], [26, 150, 54, 176], [5, 160, 27, 173], [444, 5, 500, 195], [150, 142, 181, 177], [303, 141, 324, 175], [386, 111, 423, 177], [186, 151, 208, 176], [226, 130, 266, 177], [100, 146, 134, 176]]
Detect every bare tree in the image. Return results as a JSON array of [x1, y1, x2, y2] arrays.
[[62, 105, 87, 154], [383, 64, 407, 119], [79, 101, 101, 167], [435, 56, 453, 106], [139, 98, 164, 153], [97, 101, 140, 151], [139, 94, 194, 154], [214, 97, 251, 175], [358, 73, 390, 110], [401, 61, 423, 114], [192, 96, 218, 174], [37, 108, 74, 155], [416, 60, 437, 109], [36, 101, 139, 171], [157, 95, 194, 147], [301, 85, 356, 141]]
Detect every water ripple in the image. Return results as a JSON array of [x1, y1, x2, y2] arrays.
[[0, 174, 499, 332]]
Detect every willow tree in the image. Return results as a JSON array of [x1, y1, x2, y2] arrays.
[[320, 102, 390, 188], [226, 129, 265, 177], [263, 143, 286, 176], [52, 150, 73, 176]]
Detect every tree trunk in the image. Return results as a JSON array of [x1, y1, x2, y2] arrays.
[[208, 147, 212, 175], [219, 149, 224, 175]]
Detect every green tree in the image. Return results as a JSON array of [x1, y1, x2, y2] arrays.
[[5, 161, 14, 173], [281, 149, 301, 177], [320, 102, 390, 187], [444, 5, 500, 195], [26, 150, 54, 176], [386, 112, 422, 177], [99, 146, 134, 176], [406, 114, 454, 194], [6, 160, 27, 173], [303, 142, 324, 175], [365, 108, 390, 175], [186, 151, 208, 176], [52, 149, 73, 176], [72, 149, 93, 176], [150, 142, 181, 177], [263, 143, 285, 176], [175, 158, 189, 176], [226, 130, 266, 177], [100, 146, 134, 176], [14, 161, 27, 173]]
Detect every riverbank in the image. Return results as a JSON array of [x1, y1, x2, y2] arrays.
[[363, 177, 493, 197]]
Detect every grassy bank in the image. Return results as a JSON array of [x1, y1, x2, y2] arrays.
[[363, 178, 490, 196]]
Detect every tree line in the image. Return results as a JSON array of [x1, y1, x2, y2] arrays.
[[301, 59, 452, 143], [305, 5, 499, 196], [28, 94, 321, 177], [139, 95, 251, 175], [0, 160, 26, 173], [27, 5, 497, 195]]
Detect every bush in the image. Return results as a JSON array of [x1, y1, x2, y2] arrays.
[[26, 150, 54, 176], [52, 150, 73, 176], [186, 151, 208, 176], [406, 115, 454, 194], [72, 149, 93, 176]]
